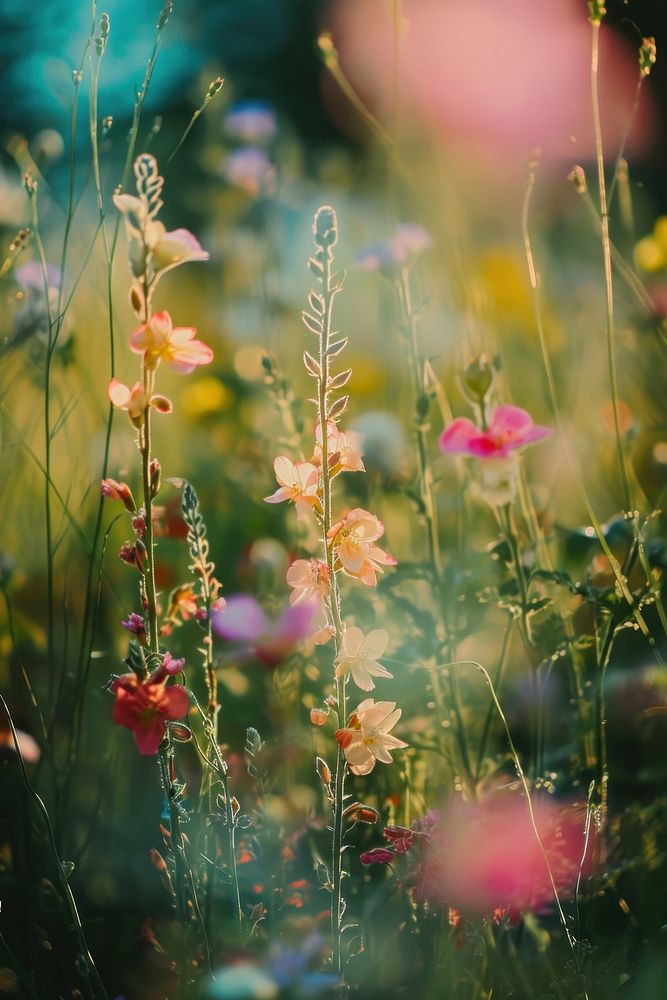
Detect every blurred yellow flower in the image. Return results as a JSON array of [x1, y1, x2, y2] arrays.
[[180, 377, 232, 420]]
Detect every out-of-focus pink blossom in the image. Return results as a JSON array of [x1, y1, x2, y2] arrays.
[[440, 405, 552, 459], [212, 594, 319, 666], [420, 794, 593, 916], [327, 508, 396, 586], [330, 0, 653, 166], [360, 847, 395, 865]]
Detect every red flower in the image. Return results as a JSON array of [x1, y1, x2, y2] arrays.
[[112, 673, 189, 755]]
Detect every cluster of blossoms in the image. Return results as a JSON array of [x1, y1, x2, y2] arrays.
[[439, 357, 552, 507], [261, 206, 406, 778], [104, 155, 213, 755]]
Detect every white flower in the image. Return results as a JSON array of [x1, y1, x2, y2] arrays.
[[335, 626, 392, 691]]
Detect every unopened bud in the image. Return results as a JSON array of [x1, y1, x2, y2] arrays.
[[310, 707, 329, 726], [231, 796, 240, 820], [313, 205, 338, 250], [587, 0, 606, 24], [149, 458, 161, 497], [639, 37, 657, 78], [130, 283, 144, 316], [316, 756, 332, 787], [157, 0, 173, 30], [343, 802, 379, 824], [568, 165, 587, 195], [207, 77, 224, 99], [462, 354, 495, 404]]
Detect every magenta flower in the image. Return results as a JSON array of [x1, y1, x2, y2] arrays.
[[439, 405, 552, 459], [212, 594, 318, 666]]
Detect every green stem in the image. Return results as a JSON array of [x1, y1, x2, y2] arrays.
[[396, 267, 476, 799], [591, 19, 632, 512]]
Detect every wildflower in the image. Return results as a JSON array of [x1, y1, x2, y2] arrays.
[[111, 673, 189, 755], [130, 310, 213, 374], [327, 508, 396, 586], [107, 378, 173, 426], [101, 478, 136, 512], [335, 626, 392, 691], [335, 698, 407, 776], [312, 419, 364, 473], [439, 404, 552, 458], [113, 191, 209, 280], [212, 594, 318, 666], [264, 457, 320, 513], [357, 224, 431, 274], [160, 584, 200, 635], [10, 262, 62, 347], [121, 612, 147, 644], [118, 540, 146, 573], [224, 100, 277, 143], [220, 146, 276, 197], [286, 558, 329, 606]]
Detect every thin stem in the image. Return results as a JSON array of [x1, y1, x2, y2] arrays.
[[590, 19, 632, 512], [396, 266, 476, 799]]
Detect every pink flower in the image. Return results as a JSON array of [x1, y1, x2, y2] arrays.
[[212, 594, 319, 667], [439, 405, 552, 459], [113, 186, 209, 280], [335, 698, 408, 775], [112, 673, 189, 755], [121, 612, 147, 644], [419, 794, 593, 917], [264, 457, 320, 513], [286, 558, 330, 606], [107, 378, 172, 425], [327, 508, 396, 586], [130, 310, 213, 374], [359, 848, 395, 865], [313, 420, 365, 474]]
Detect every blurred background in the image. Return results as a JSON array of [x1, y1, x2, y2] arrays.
[[2, 1, 667, 997]]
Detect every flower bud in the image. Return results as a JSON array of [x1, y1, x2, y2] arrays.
[[639, 37, 657, 78], [313, 205, 338, 249], [101, 478, 136, 512], [310, 707, 329, 726], [149, 458, 161, 498], [315, 756, 332, 787], [568, 165, 587, 195], [343, 802, 379, 824], [462, 355, 495, 404]]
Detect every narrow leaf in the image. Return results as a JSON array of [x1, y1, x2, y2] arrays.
[[328, 368, 352, 390], [308, 290, 324, 315], [302, 311, 323, 335], [303, 351, 321, 377], [327, 395, 349, 421], [327, 336, 348, 356]]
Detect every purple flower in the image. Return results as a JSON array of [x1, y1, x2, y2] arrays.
[[357, 224, 431, 273], [212, 594, 318, 666], [121, 613, 147, 644], [225, 100, 277, 143], [220, 147, 276, 197]]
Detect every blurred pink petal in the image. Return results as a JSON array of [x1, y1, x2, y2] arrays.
[[330, 0, 653, 164]]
